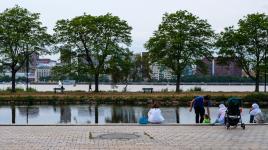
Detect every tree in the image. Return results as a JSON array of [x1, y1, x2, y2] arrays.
[[217, 13, 268, 92], [130, 53, 151, 82], [109, 49, 134, 92], [0, 6, 52, 92], [51, 46, 80, 81], [51, 46, 93, 92], [54, 13, 132, 92], [145, 10, 214, 92]]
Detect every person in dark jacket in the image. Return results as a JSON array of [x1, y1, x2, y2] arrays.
[[189, 95, 211, 123]]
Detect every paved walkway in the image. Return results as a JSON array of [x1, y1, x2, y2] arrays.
[[0, 125, 267, 150]]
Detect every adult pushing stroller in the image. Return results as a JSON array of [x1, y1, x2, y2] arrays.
[[225, 97, 245, 130]]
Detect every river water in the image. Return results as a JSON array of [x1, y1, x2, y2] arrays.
[[0, 105, 267, 124], [0, 83, 266, 92]]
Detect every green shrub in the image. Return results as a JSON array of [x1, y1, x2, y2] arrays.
[[161, 88, 169, 92], [5, 87, 24, 92], [26, 87, 37, 92], [188, 87, 203, 92], [72, 90, 86, 92], [243, 93, 268, 101]]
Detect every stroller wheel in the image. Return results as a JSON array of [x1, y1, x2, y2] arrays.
[[241, 123, 245, 130], [226, 123, 230, 130]]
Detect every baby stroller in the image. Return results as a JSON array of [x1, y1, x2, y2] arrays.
[[225, 97, 245, 130]]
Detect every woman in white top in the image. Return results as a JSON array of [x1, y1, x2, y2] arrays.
[[148, 102, 164, 124], [214, 104, 227, 124]]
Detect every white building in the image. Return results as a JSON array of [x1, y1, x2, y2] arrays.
[[35, 59, 57, 82], [150, 63, 194, 81], [150, 63, 174, 80]]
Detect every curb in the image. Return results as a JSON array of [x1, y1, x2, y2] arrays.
[[0, 123, 267, 126]]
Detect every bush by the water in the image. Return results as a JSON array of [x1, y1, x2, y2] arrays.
[[2, 87, 37, 92], [243, 93, 268, 102], [188, 87, 203, 92], [26, 87, 37, 92], [5, 87, 25, 92]]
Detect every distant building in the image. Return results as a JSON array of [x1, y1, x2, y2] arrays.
[[37, 59, 57, 66], [2, 52, 57, 82], [35, 64, 52, 81], [150, 63, 174, 80], [35, 59, 57, 81], [197, 57, 242, 77]]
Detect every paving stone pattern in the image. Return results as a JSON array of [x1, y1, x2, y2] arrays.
[[0, 125, 267, 150]]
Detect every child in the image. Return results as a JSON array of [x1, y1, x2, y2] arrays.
[[202, 114, 211, 124]]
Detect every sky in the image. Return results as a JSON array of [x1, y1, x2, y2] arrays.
[[1, 0, 268, 60]]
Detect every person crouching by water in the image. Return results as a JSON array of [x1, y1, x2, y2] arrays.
[[189, 95, 211, 123], [148, 101, 165, 124], [214, 104, 227, 125], [250, 103, 265, 123]]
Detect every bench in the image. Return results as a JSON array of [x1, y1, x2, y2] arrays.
[[54, 87, 65, 93], [142, 88, 153, 93]]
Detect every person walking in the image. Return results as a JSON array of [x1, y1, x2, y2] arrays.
[[189, 95, 211, 123]]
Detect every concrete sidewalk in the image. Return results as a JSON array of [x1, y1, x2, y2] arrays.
[[0, 125, 267, 150]]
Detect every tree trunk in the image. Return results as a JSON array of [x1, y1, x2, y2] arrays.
[[26, 52, 29, 91], [176, 107, 180, 123], [255, 71, 260, 92], [176, 74, 181, 92], [11, 69, 16, 93], [95, 105, 98, 124], [94, 73, 99, 92], [12, 105, 15, 124]]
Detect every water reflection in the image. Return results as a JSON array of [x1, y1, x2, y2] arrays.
[[18, 106, 39, 124], [76, 106, 92, 123], [77, 106, 92, 116], [18, 107, 39, 118], [176, 107, 180, 123], [95, 105, 98, 124], [60, 106, 71, 123], [105, 106, 137, 123], [0, 105, 266, 124], [12, 105, 15, 124]]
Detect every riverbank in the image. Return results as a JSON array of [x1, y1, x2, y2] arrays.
[[1, 83, 268, 92], [0, 92, 267, 106]]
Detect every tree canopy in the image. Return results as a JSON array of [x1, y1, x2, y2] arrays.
[[54, 13, 132, 92], [145, 10, 215, 92], [0, 5, 52, 92], [217, 13, 268, 92]]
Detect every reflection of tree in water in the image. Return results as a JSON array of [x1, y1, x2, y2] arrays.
[[12, 106, 15, 124], [60, 106, 71, 123], [53, 106, 57, 112], [78, 106, 92, 116], [77, 106, 92, 124], [105, 106, 136, 123], [18, 106, 39, 118]]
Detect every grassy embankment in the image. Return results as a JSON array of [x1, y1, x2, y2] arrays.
[[0, 91, 267, 106]]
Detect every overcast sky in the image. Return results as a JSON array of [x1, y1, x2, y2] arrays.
[[1, 0, 268, 60]]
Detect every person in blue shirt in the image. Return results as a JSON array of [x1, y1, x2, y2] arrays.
[[189, 95, 211, 123]]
